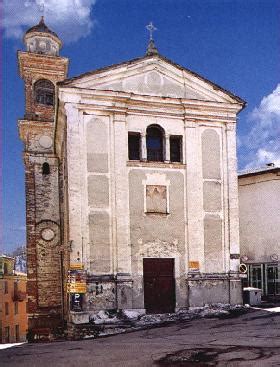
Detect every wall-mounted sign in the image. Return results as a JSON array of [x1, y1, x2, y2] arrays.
[[67, 282, 87, 294], [239, 263, 248, 274], [189, 261, 200, 270], [67, 267, 87, 294], [70, 263, 84, 270], [71, 293, 83, 312]]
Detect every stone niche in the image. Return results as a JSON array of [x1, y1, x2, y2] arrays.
[[203, 181, 222, 212], [204, 214, 223, 273], [86, 118, 109, 173], [89, 213, 111, 273], [201, 129, 221, 180], [146, 185, 167, 213], [88, 175, 109, 208]]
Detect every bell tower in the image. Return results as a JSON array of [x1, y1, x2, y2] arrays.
[[18, 17, 69, 334]]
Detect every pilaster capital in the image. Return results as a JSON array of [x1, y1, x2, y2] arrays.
[[113, 112, 127, 123], [184, 120, 197, 128], [64, 103, 78, 118], [226, 122, 236, 132]]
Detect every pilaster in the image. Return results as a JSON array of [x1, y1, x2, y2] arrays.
[[140, 132, 147, 161], [184, 120, 204, 273], [65, 103, 84, 265], [165, 133, 170, 162], [226, 122, 240, 273], [113, 113, 132, 275]]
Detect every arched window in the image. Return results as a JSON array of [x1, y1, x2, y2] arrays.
[[42, 162, 50, 175], [146, 125, 164, 162], [34, 79, 54, 106]]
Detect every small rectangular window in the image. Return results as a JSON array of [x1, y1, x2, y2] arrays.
[[4, 326, 10, 343], [4, 281, 8, 294], [14, 302, 18, 315], [15, 325, 20, 342], [5, 302, 9, 315], [128, 133, 140, 160], [170, 136, 182, 163]]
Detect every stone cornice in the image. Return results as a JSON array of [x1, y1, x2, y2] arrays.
[[18, 119, 53, 141], [58, 87, 240, 123]]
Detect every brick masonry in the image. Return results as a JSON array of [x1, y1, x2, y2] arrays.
[[18, 31, 69, 333]]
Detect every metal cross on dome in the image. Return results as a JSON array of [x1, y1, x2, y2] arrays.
[[146, 22, 157, 41], [39, 0, 45, 16]]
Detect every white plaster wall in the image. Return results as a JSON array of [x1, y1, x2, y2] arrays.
[[239, 173, 280, 262]]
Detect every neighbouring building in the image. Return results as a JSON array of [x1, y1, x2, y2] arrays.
[[0, 255, 27, 343], [239, 165, 280, 300], [18, 18, 246, 334]]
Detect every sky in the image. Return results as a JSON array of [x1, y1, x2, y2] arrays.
[[1, 0, 280, 253]]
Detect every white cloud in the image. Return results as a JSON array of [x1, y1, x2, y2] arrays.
[[3, 0, 96, 43], [242, 84, 280, 169]]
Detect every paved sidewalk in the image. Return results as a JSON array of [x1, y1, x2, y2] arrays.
[[1, 307, 280, 366]]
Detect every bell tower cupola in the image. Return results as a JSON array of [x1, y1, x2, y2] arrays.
[[18, 17, 68, 122], [24, 16, 61, 56]]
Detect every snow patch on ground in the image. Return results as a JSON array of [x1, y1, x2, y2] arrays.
[[253, 306, 280, 313], [94, 304, 249, 337], [90, 310, 119, 325], [0, 342, 26, 350]]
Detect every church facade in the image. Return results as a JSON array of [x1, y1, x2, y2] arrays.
[[18, 18, 245, 332]]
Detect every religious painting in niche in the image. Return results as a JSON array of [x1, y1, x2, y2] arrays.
[[146, 185, 167, 213]]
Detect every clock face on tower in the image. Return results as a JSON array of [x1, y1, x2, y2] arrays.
[[41, 228, 55, 241], [39, 135, 53, 148]]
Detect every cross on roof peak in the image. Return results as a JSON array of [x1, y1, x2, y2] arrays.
[[39, 1, 45, 17], [146, 22, 157, 41]]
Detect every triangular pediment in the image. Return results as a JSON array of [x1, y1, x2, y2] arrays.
[[61, 55, 245, 105]]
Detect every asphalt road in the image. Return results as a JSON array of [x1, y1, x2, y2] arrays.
[[1, 308, 280, 366]]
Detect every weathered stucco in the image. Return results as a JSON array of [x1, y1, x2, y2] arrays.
[[19, 29, 245, 328], [129, 169, 186, 309], [239, 170, 280, 262]]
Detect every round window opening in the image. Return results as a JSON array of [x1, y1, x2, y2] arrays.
[[41, 228, 55, 241]]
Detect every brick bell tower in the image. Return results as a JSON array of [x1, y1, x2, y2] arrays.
[[18, 17, 68, 334]]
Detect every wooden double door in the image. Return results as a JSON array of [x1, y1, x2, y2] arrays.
[[143, 258, 175, 314]]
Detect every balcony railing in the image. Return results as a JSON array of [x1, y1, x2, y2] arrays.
[[147, 149, 163, 162]]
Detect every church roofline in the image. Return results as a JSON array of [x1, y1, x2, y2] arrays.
[[238, 165, 280, 178], [58, 53, 246, 107]]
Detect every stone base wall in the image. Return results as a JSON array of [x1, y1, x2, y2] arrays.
[[85, 275, 133, 312], [187, 274, 243, 307], [67, 322, 102, 340], [81, 274, 242, 314], [28, 313, 63, 331]]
